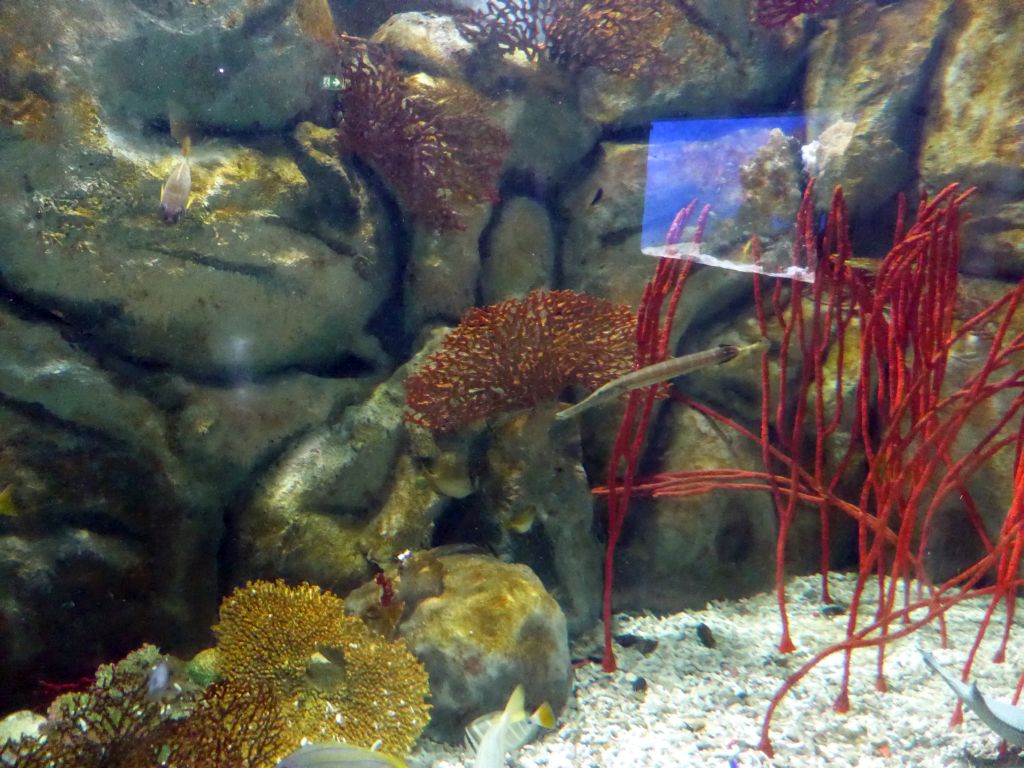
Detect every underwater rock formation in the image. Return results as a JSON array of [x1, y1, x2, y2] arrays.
[[570, 0, 806, 128], [0, 0, 397, 698], [477, 408, 603, 633], [611, 403, 778, 611], [371, 11, 476, 77], [481, 196, 556, 303], [345, 551, 571, 743], [234, 354, 447, 592], [918, 1, 1024, 278], [803, 0, 954, 216], [87, 0, 337, 132]]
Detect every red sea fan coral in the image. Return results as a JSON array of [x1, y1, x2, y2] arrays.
[[335, 50, 509, 231], [405, 289, 637, 433], [460, 0, 682, 78], [752, 0, 835, 27]]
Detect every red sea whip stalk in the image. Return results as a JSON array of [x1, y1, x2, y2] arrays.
[[600, 201, 707, 672]]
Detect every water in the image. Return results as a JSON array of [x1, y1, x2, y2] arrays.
[[0, 1, 1022, 766]]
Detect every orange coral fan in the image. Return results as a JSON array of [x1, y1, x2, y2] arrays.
[[215, 580, 350, 686], [335, 49, 509, 231], [461, 0, 682, 78], [166, 680, 290, 768], [405, 289, 637, 433], [214, 580, 431, 754]]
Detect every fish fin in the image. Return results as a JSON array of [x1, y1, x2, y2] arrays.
[[503, 684, 526, 722], [0, 486, 16, 517], [531, 702, 555, 729], [506, 507, 536, 534], [923, 651, 974, 701]]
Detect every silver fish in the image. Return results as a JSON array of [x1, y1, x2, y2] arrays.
[[276, 742, 407, 768], [159, 136, 192, 225], [554, 339, 768, 421], [922, 651, 1024, 746]]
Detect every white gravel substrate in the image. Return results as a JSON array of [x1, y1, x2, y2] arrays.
[[410, 572, 1024, 768]]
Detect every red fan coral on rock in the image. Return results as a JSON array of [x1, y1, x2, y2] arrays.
[[335, 49, 509, 231], [460, 0, 682, 78], [405, 289, 637, 433], [752, 0, 835, 28]]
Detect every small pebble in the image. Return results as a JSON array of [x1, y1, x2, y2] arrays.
[[696, 622, 717, 648]]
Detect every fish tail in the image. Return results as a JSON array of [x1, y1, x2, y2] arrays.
[[531, 702, 555, 729]]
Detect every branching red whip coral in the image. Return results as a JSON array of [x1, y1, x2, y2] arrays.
[[599, 181, 1024, 755], [405, 289, 637, 433], [597, 200, 708, 672], [335, 48, 509, 231], [460, 0, 683, 78]]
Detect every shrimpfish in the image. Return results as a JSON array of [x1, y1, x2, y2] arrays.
[[276, 742, 408, 768], [922, 651, 1024, 745], [468, 684, 555, 768], [159, 135, 192, 225]]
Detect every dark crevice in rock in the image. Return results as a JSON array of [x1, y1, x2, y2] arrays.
[[142, 245, 285, 283], [0, 390, 137, 465], [670, 1, 741, 62], [598, 225, 642, 248]]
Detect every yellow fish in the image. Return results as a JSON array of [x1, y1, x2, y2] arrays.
[[467, 684, 555, 768], [0, 485, 17, 517]]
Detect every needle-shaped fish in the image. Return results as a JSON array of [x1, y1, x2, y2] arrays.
[[555, 339, 768, 421]]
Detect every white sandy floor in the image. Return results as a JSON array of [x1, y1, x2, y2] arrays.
[[411, 572, 1024, 768]]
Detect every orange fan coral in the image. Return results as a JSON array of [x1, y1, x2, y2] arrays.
[[215, 580, 350, 687], [405, 289, 637, 433], [166, 680, 289, 768], [214, 580, 431, 754]]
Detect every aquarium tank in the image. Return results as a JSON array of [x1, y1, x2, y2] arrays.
[[0, 0, 1022, 766]]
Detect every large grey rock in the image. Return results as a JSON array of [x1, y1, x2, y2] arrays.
[[405, 206, 491, 331], [0, 107, 394, 379], [476, 407, 603, 634], [919, 1, 1024, 277], [0, 8, 397, 695], [612, 403, 778, 612], [371, 12, 475, 77], [481, 196, 556, 302], [235, 362, 447, 592], [804, 0, 957, 217], [85, 0, 338, 132], [502, 85, 601, 185], [346, 551, 571, 743], [575, 0, 805, 129]]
